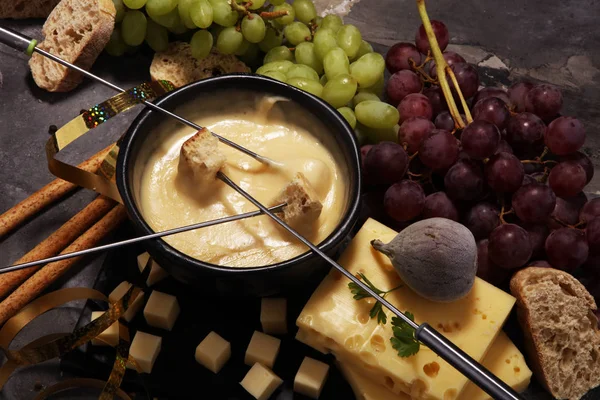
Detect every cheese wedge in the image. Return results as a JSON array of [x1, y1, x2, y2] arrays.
[[296, 218, 516, 400]]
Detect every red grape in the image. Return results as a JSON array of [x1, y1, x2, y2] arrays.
[[525, 84, 563, 121], [586, 217, 600, 255], [383, 180, 425, 222], [548, 160, 587, 198], [476, 239, 510, 286], [461, 120, 501, 160], [508, 81, 535, 112], [485, 152, 525, 193], [398, 93, 433, 122], [495, 140, 513, 154], [544, 116, 586, 155], [423, 86, 448, 117], [415, 20, 449, 54], [560, 152, 594, 184], [529, 260, 553, 268], [545, 227, 589, 271], [444, 159, 485, 201], [506, 112, 546, 150], [434, 111, 455, 131], [385, 42, 422, 73], [512, 183, 556, 223], [464, 202, 500, 240], [363, 142, 409, 185], [488, 223, 533, 269], [360, 145, 373, 169], [521, 174, 538, 186], [419, 129, 459, 171], [386, 70, 423, 106], [472, 87, 511, 108], [449, 62, 479, 99], [581, 198, 600, 223], [422, 192, 459, 221], [398, 117, 435, 153], [549, 194, 587, 228], [472, 97, 510, 131], [522, 223, 550, 259], [429, 51, 466, 79]]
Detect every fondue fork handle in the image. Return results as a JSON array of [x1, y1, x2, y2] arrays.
[[0, 204, 286, 275], [0, 25, 275, 167], [217, 172, 524, 400]]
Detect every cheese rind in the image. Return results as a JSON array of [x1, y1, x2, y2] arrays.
[[143, 290, 180, 331], [108, 281, 145, 322], [296, 218, 516, 400], [294, 356, 330, 399], [137, 252, 169, 287], [245, 331, 281, 369], [260, 298, 287, 334], [90, 311, 119, 347], [195, 331, 231, 373], [240, 362, 283, 400], [127, 331, 162, 373]]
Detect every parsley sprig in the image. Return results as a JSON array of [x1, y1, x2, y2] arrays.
[[348, 272, 402, 325]]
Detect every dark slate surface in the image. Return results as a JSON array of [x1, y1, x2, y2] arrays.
[[0, 1, 599, 399]]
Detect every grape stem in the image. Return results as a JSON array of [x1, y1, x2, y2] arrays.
[[230, 0, 251, 14], [498, 206, 513, 224], [446, 66, 473, 123], [416, 0, 471, 128], [260, 10, 289, 19], [408, 58, 438, 84]]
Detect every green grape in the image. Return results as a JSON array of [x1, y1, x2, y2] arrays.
[[190, 29, 213, 59], [146, 0, 178, 16], [287, 77, 323, 97], [323, 47, 349, 80], [284, 21, 311, 45], [355, 100, 400, 129], [105, 28, 128, 56], [256, 60, 294, 75], [294, 42, 323, 74], [359, 73, 384, 96], [241, 13, 266, 43], [146, 19, 169, 51], [209, 24, 224, 39], [112, 0, 126, 22], [349, 52, 385, 88], [353, 40, 373, 60], [273, 3, 295, 25], [237, 43, 261, 66], [235, 39, 250, 55], [258, 27, 283, 52], [248, 0, 266, 9], [178, 0, 196, 28], [122, 11, 147, 46], [269, 0, 285, 4], [208, 0, 224, 4], [264, 46, 294, 63], [212, 0, 238, 26], [352, 91, 379, 108], [292, 0, 316, 24], [147, 5, 179, 28], [313, 28, 337, 61], [320, 14, 342, 33], [217, 26, 243, 54], [337, 107, 357, 129], [319, 74, 328, 86], [168, 13, 189, 34], [322, 73, 357, 108], [286, 64, 319, 81], [336, 24, 362, 59], [262, 70, 287, 82], [190, 0, 213, 28], [361, 123, 399, 143], [314, 16, 323, 26], [123, 0, 147, 9]]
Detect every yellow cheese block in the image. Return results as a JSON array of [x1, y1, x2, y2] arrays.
[[296, 218, 516, 400]]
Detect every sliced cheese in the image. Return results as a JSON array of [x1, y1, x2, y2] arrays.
[[195, 331, 231, 374], [127, 331, 162, 374], [240, 362, 283, 400], [295, 218, 516, 400], [108, 281, 145, 322], [137, 252, 168, 287], [245, 331, 281, 369], [143, 290, 180, 331], [90, 311, 119, 347], [294, 356, 330, 399]]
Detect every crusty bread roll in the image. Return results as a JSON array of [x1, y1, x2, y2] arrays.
[[178, 128, 226, 184]]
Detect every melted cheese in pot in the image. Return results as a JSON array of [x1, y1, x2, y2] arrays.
[[138, 96, 347, 267]]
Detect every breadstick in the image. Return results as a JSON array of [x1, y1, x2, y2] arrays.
[[0, 144, 113, 239], [0, 205, 128, 326], [0, 196, 115, 299]]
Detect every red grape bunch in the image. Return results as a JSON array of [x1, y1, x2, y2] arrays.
[[361, 18, 599, 294]]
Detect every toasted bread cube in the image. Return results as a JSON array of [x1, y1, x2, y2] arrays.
[[143, 291, 180, 331], [245, 331, 281, 369], [137, 252, 168, 287], [127, 331, 162, 374], [108, 281, 145, 322], [195, 331, 231, 373], [294, 357, 330, 399], [240, 363, 283, 400], [178, 128, 226, 184], [260, 298, 287, 334], [273, 172, 322, 229], [90, 311, 119, 347]]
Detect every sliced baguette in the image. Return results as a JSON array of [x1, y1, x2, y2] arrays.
[[510, 267, 600, 400], [150, 42, 250, 88], [0, 0, 61, 19], [29, 0, 116, 92]]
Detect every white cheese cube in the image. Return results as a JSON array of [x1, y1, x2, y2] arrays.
[[294, 357, 330, 399], [143, 290, 180, 331], [127, 331, 162, 373], [137, 252, 168, 287], [195, 331, 231, 373], [240, 362, 283, 400], [245, 331, 281, 369], [260, 298, 287, 334], [108, 281, 145, 322], [90, 311, 119, 347]]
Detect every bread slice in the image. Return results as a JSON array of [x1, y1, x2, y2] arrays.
[[0, 0, 60, 19], [150, 42, 250, 88], [510, 267, 600, 400], [29, 0, 116, 92], [178, 128, 226, 184], [273, 172, 323, 230]]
